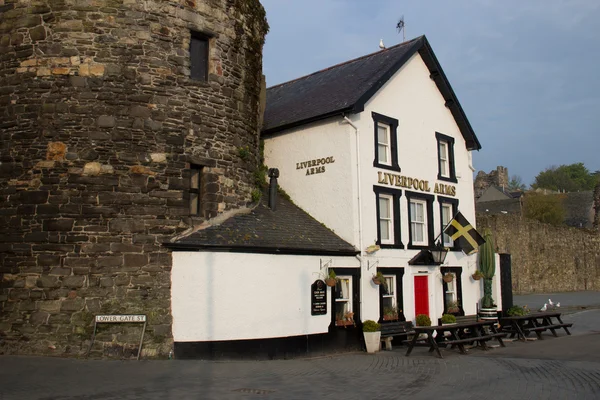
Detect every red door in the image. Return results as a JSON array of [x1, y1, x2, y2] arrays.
[[414, 276, 429, 317]]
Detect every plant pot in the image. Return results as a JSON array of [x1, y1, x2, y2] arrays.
[[325, 278, 336, 287], [472, 274, 482, 281], [479, 306, 498, 322], [372, 277, 382, 286], [363, 331, 381, 353], [442, 274, 453, 283]]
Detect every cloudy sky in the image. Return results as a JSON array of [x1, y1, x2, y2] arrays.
[[260, 0, 600, 185]]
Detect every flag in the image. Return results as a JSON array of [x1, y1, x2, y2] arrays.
[[443, 211, 486, 255]]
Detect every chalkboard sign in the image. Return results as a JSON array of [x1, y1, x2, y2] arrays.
[[311, 279, 327, 316]]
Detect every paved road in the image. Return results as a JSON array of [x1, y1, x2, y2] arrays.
[[1, 310, 599, 400], [514, 290, 600, 312]]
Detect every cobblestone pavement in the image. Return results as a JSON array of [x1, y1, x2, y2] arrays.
[[1, 311, 599, 400]]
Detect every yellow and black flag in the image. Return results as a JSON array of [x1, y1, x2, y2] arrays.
[[443, 212, 486, 255]]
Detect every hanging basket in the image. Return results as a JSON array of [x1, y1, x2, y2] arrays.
[[472, 272, 482, 281], [325, 278, 337, 287], [442, 274, 453, 283], [372, 277, 382, 286]]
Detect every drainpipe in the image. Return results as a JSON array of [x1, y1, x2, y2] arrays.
[[342, 116, 364, 264]]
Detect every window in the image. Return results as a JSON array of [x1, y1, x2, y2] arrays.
[[441, 267, 464, 316], [189, 164, 203, 215], [374, 187, 403, 248], [372, 112, 400, 171], [438, 197, 458, 249], [377, 123, 391, 165], [441, 203, 453, 247], [378, 268, 405, 323], [409, 199, 427, 245], [335, 276, 353, 326], [436, 132, 456, 182], [378, 194, 393, 244], [190, 31, 209, 81], [406, 191, 434, 249]]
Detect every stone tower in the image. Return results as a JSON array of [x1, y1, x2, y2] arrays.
[[0, 0, 268, 357], [474, 166, 509, 199]]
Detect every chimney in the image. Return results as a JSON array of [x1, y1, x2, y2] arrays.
[[268, 168, 280, 211]]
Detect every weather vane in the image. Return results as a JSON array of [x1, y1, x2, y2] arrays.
[[396, 16, 405, 42]]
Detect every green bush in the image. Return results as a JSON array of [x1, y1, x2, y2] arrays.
[[416, 314, 431, 326], [362, 320, 381, 332], [441, 314, 456, 324], [523, 192, 566, 225], [507, 305, 529, 316]]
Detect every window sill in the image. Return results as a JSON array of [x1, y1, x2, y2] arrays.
[[374, 162, 401, 172], [335, 320, 356, 327], [380, 243, 405, 250], [437, 175, 458, 184]]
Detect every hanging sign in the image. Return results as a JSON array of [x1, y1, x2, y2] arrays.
[[311, 280, 328, 315]]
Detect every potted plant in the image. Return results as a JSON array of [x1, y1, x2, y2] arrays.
[[415, 314, 431, 326], [441, 314, 456, 325], [478, 228, 497, 321], [442, 273, 453, 283], [446, 300, 460, 314], [325, 269, 337, 287], [362, 320, 381, 353], [372, 271, 387, 291], [506, 305, 530, 317], [383, 306, 399, 321], [472, 270, 484, 281]]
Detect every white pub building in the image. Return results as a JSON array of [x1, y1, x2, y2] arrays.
[[170, 36, 501, 359]]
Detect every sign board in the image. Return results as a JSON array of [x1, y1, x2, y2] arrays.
[[95, 315, 147, 323], [87, 314, 147, 360], [311, 280, 327, 316]]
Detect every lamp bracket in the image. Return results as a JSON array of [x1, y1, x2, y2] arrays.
[[320, 259, 333, 272], [367, 260, 379, 271]]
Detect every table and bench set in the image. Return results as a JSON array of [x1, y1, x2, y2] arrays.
[[382, 312, 573, 359]]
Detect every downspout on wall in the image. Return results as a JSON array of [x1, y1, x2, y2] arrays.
[[343, 115, 364, 264]]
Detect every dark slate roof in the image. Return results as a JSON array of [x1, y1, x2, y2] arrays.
[[262, 35, 481, 150], [165, 191, 358, 256], [563, 191, 594, 229]]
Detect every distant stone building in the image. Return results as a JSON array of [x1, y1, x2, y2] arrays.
[[474, 166, 509, 200], [0, 0, 268, 358]]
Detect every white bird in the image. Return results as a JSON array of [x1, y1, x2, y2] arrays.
[[556, 302, 560, 308], [548, 299, 554, 306], [539, 303, 547, 312], [379, 39, 386, 50]]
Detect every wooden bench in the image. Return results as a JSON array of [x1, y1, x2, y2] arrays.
[[380, 321, 415, 350]]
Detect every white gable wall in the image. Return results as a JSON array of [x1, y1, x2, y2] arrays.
[[264, 118, 358, 245]]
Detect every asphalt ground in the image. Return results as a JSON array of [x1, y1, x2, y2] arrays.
[[1, 309, 599, 400]]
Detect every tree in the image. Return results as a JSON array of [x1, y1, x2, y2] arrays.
[[532, 163, 597, 192], [523, 192, 565, 225], [507, 175, 526, 191]]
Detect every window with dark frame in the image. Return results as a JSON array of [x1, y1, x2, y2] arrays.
[[372, 112, 400, 171], [374, 186, 403, 249], [441, 267, 464, 316], [378, 268, 405, 323], [190, 31, 209, 81], [405, 191, 434, 249], [189, 164, 203, 216], [436, 132, 457, 183], [438, 196, 459, 249]]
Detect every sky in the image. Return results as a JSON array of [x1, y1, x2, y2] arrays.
[[260, 0, 600, 186]]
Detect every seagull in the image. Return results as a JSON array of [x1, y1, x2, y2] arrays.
[[539, 303, 547, 312], [379, 39, 386, 50], [556, 302, 560, 308], [548, 299, 554, 306]]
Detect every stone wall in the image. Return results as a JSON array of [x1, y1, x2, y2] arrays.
[[0, 0, 268, 358], [477, 214, 600, 294]]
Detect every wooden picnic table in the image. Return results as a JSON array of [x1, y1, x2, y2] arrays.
[[405, 320, 506, 358], [499, 311, 572, 341]]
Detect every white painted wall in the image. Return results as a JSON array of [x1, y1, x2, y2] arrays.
[[172, 251, 358, 342], [263, 119, 357, 245]]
